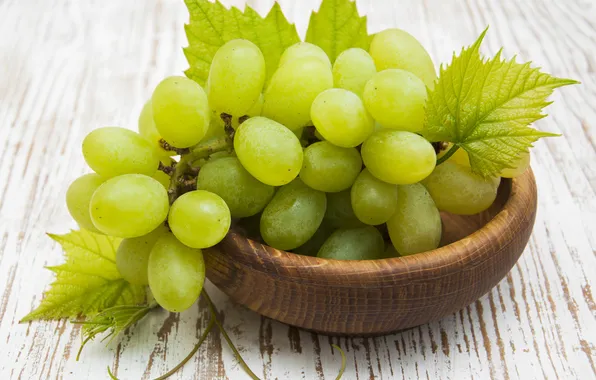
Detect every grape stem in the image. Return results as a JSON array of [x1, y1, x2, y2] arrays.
[[167, 156, 190, 204], [158, 161, 176, 175], [188, 135, 231, 162], [436, 144, 459, 165], [202, 290, 261, 380], [159, 139, 190, 155]]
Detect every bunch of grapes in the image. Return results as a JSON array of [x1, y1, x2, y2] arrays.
[[65, 30, 529, 313]]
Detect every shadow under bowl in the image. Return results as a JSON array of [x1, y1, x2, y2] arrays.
[[204, 169, 537, 336]]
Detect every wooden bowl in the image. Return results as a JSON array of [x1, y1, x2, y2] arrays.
[[204, 169, 537, 336]]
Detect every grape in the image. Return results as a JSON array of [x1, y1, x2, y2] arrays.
[[138, 100, 172, 156], [500, 152, 531, 178], [66, 173, 105, 232], [279, 42, 331, 68], [382, 243, 400, 259], [247, 93, 264, 117], [369, 28, 437, 88], [197, 157, 275, 218], [234, 116, 303, 186], [324, 190, 365, 229], [262, 58, 333, 130], [116, 226, 167, 285], [152, 76, 210, 148], [203, 114, 227, 141], [363, 69, 427, 132], [153, 158, 174, 189], [293, 222, 335, 257], [351, 168, 398, 225], [311, 88, 374, 147], [387, 184, 442, 256], [82, 127, 160, 178], [148, 233, 205, 312], [260, 178, 326, 250], [437, 144, 471, 167], [422, 161, 501, 215], [317, 226, 384, 260], [332, 48, 377, 97], [90, 174, 169, 238], [361, 130, 436, 185], [169, 190, 231, 249], [207, 39, 266, 117], [299, 141, 362, 192]]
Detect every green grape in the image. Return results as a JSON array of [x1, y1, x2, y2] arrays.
[[382, 243, 400, 259], [299, 141, 362, 192], [66, 173, 105, 232], [387, 184, 442, 256], [202, 114, 227, 141], [138, 100, 173, 156], [293, 222, 334, 257], [311, 88, 375, 147], [237, 212, 262, 241], [247, 93, 264, 117], [500, 152, 531, 178], [332, 48, 377, 97], [278, 42, 331, 68], [351, 168, 398, 225], [152, 76, 210, 148], [234, 116, 303, 186], [116, 225, 167, 285], [260, 178, 326, 250], [369, 28, 437, 88], [90, 174, 169, 238], [363, 69, 427, 132], [361, 130, 436, 185], [82, 127, 160, 178], [437, 144, 471, 167], [262, 58, 333, 130], [148, 233, 205, 312], [317, 226, 384, 260], [169, 190, 231, 248], [207, 39, 266, 117], [197, 157, 275, 218], [152, 157, 174, 189], [324, 190, 365, 229], [422, 161, 501, 215]]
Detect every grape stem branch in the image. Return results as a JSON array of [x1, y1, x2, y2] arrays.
[[436, 144, 459, 165], [159, 139, 190, 155]]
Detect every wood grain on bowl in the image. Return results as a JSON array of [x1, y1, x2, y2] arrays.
[[204, 169, 537, 336]]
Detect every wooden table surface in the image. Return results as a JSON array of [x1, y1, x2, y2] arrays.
[[1, 0, 595, 379]]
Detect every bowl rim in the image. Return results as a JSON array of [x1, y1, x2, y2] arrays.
[[219, 169, 535, 283]]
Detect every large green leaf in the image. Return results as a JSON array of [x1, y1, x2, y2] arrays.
[[21, 230, 145, 322], [423, 28, 578, 177], [184, 0, 300, 86]]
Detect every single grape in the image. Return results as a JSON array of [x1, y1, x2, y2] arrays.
[[299, 141, 362, 192], [369, 28, 437, 88], [293, 222, 335, 257], [311, 88, 374, 147], [152, 76, 210, 148], [500, 152, 531, 178], [234, 116, 303, 186], [363, 69, 427, 132], [422, 161, 501, 215], [237, 212, 262, 241], [116, 225, 167, 285], [197, 157, 275, 218], [324, 190, 365, 229], [90, 174, 169, 238], [169, 190, 231, 249], [332, 48, 377, 97], [382, 243, 400, 259], [148, 233, 205, 312], [208, 39, 266, 117], [82, 127, 160, 178], [138, 99, 173, 156], [437, 144, 471, 167], [152, 157, 174, 189], [66, 173, 105, 232], [202, 114, 227, 141], [260, 178, 326, 250], [279, 42, 331, 68], [361, 130, 436, 185], [387, 184, 442, 256], [262, 57, 333, 130], [317, 226, 385, 260], [351, 168, 398, 225], [247, 93, 264, 117]]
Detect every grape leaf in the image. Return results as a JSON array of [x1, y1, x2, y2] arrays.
[[423, 28, 578, 177], [184, 0, 300, 86], [21, 229, 145, 322], [305, 0, 369, 63]]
